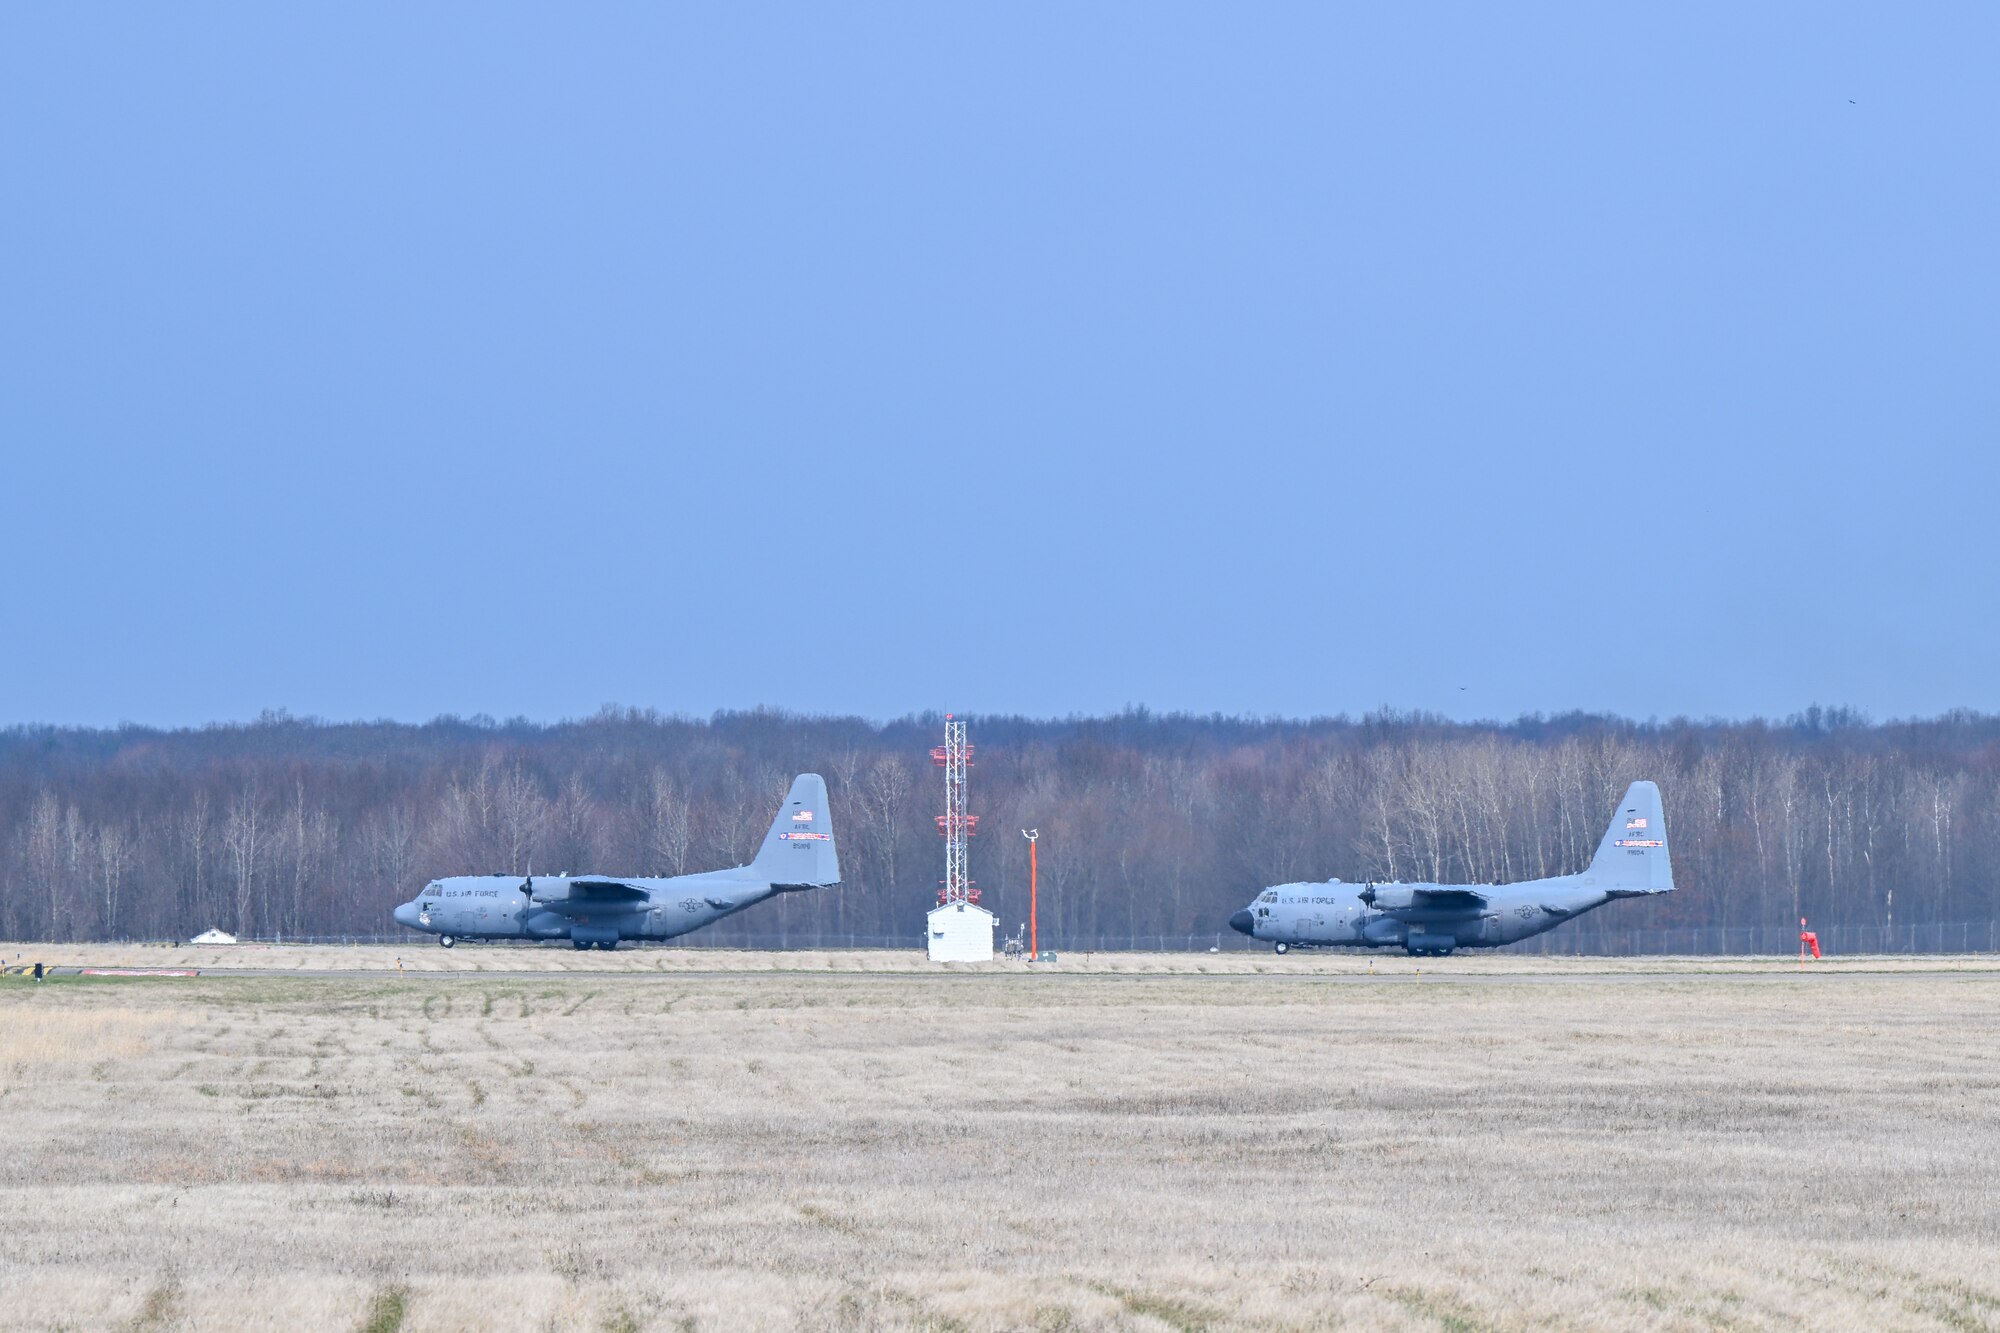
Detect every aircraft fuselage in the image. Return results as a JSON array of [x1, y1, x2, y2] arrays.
[[1229, 874, 1613, 955], [392, 772, 839, 949], [393, 869, 795, 949], [1229, 780, 1674, 956]]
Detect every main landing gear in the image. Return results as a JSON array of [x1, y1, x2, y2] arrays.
[[571, 939, 619, 951]]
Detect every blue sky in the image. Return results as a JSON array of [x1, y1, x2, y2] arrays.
[[3, 4, 1995, 727]]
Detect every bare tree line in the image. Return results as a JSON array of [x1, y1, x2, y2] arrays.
[[2, 705, 1996, 948]]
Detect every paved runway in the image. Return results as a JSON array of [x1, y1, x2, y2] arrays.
[[36, 962, 2000, 985]]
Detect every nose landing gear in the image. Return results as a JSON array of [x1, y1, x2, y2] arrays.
[[1273, 942, 1289, 955], [438, 935, 456, 949]]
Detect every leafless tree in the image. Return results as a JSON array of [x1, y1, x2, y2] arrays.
[[641, 768, 694, 877], [178, 788, 213, 936], [23, 790, 64, 940], [362, 804, 419, 902], [223, 780, 265, 937], [862, 756, 913, 900], [95, 821, 131, 938], [276, 779, 338, 938], [495, 764, 549, 874]]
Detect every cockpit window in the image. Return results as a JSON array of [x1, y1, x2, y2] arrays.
[[1259, 892, 1278, 904]]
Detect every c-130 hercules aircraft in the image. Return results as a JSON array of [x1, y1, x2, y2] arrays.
[[392, 774, 839, 949], [1229, 780, 1673, 956]]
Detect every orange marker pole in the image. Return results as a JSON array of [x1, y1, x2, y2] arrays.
[[1023, 829, 1040, 962]]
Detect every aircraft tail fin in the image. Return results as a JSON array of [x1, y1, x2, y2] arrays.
[[748, 773, 840, 888], [1585, 780, 1674, 894]]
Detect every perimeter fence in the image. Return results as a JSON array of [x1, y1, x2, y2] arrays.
[[1501, 920, 2000, 956]]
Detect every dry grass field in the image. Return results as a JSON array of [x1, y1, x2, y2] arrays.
[[2, 952, 1998, 1331]]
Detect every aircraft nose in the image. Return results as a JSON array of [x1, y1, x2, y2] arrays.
[[1228, 909, 1255, 936], [393, 902, 418, 928]]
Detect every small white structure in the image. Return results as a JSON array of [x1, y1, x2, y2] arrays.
[[189, 928, 238, 945], [927, 902, 995, 962]]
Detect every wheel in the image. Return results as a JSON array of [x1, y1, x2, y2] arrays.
[[438, 935, 455, 949], [1274, 942, 1289, 955], [599, 940, 618, 952], [572, 939, 591, 950]]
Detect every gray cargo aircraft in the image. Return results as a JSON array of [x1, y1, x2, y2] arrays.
[[392, 773, 839, 949], [1229, 780, 1673, 955]]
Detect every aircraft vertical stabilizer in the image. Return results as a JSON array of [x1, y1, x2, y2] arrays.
[[749, 773, 840, 887], [1585, 779, 1673, 894]]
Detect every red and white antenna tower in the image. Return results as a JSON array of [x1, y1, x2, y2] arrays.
[[932, 714, 979, 905]]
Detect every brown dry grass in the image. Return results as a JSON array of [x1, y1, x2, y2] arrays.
[[0, 1006, 179, 1070], [0, 964, 1996, 1330]]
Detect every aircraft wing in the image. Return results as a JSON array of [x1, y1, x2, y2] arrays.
[[1400, 887, 1489, 914], [532, 879, 651, 913], [1362, 884, 1490, 914], [564, 879, 649, 900]]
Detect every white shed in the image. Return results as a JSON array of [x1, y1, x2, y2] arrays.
[[926, 902, 995, 962]]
